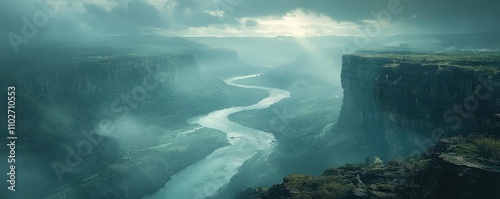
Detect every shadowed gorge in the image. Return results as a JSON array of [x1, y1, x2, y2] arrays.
[[1, 0, 500, 198], [0, 49, 268, 199]]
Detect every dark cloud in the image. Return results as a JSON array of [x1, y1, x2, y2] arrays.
[[0, 0, 499, 50], [169, 0, 230, 27], [398, 0, 500, 34], [83, 0, 169, 33], [227, 0, 379, 21], [225, 0, 500, 34]]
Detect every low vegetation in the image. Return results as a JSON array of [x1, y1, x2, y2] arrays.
[[474, 138, 500, 160], [452, 136, 500, 161], [350, 50, 500, 73], [314, 181, 354, 199]]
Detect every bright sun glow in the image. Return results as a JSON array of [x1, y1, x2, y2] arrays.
[[158, 8, 362, 37], [246, 9, 360, 37]]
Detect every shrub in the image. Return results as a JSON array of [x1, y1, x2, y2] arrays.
[[387, 159, 402, 167], [454, 142, 476, 154], [473, 138, 500, 160], [314, 181, 354, 199]]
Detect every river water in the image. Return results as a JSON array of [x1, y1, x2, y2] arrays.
[[146, 74, 291, 199]]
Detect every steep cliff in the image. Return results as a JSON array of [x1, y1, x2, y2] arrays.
[[336, 51, 500, 157], [0, 52, 266, 199]]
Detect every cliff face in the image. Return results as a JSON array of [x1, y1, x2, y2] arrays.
[[336, 51, 500, 157], [11, 54, 199, 104], [0, 52, 267, 199], [3, 54, 205, 155], [0, 55, 215, 198]]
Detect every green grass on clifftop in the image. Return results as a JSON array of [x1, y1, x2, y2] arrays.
[[348, 50, 500, 73]]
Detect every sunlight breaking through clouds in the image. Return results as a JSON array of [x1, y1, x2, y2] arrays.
[[161, 8, 363, 37], [244, 9, 361, 37]]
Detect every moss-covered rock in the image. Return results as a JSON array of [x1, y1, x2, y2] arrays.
[[240, 130, 500, 199]]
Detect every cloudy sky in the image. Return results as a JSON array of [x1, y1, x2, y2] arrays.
[[1, 0, 499, 44]]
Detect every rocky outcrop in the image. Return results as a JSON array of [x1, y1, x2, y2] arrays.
[[336, 51, 500, 158], [403, 128, 500, 198], [237, 154, 427, 199], [238, 127, 500, 199]]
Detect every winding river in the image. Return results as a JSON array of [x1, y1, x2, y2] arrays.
[[147, 74, 291, 199]]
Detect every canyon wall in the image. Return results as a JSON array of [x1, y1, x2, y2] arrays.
[[0, 53, 253, 199], [336, 51, 500, 158]]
